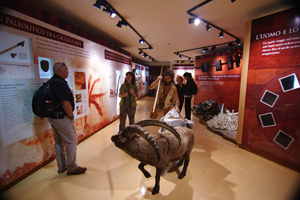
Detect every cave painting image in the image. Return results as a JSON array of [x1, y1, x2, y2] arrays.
[[76, 93, 82, 103], [74, 71, 86, 90], [88, 75, 106, 117], [76, 105, 83, 115], [40, 60, 49, 72]]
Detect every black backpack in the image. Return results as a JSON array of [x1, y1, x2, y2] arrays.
[[32, 79, 63, 118]]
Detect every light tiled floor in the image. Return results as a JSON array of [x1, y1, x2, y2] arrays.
[[1, 96, 299, 200]]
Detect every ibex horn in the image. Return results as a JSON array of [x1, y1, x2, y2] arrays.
[[121, 125, 161, 161], [135, 119, 182, 146]]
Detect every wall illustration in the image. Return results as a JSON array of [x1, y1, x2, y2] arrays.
[[0, 2, 133, 191], [242, 7, 300, 170], [0, 31, 34, 79]]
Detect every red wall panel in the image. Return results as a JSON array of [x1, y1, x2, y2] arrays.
[[242, 7, 300, 170]]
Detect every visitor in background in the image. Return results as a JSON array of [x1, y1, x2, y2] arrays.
[[175, 75, 186, 113], [183, 72, 196, 120], [118, 71, 138, 133]]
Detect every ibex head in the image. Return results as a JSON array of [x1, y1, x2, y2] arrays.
[[111, 124, 161, 161]]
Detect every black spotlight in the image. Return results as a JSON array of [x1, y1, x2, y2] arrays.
[[228, 42, 234, 48], [93, 0, 102, 9], [93, 0, 105, 9], [203, 47, 208, 52], [139, 39, 144, 44], [236, 39, 242, 46], [143, 53, 147, 58], [206, 24, 212, 31], [116, 19, 128, 28], [138, 50, 143, 55], [219, 31, 224, 38], [211, 45, 216, 51], [148, 46, 153, 50], [110, 11, 117, 19]]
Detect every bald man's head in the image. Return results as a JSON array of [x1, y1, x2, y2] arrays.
[[53, 62, 68, 79], [53, 62, 65, 74]]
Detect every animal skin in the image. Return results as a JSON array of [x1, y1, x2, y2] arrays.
[[111, 119, 194, 195]]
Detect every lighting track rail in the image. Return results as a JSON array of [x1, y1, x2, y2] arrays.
[[174, 0, 242, 58], [93, 0, 158, 62]]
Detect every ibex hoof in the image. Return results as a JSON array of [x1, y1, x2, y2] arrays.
[[178, 173, 186, 179], [144, 172, 151, 178], [152, 186, 159, 195]]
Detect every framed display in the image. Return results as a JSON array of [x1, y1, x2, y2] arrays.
[[273, 130, 294, 149], [260, 90, 279, 108], [215, 60, 222, 71], [201, 62, 208, 72]]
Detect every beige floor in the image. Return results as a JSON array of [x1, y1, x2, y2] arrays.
[[1, 96, 300, 200]]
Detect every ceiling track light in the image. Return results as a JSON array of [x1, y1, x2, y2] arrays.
[[116, 19, 128, 28], [219, 31, 224, 38], [148, 46, 153, 50], [143, 53, 147, 58], [206, 24, 211, 31], [236, 39, 242, 46], [228, 42, 235, 48], [187, 1, 240, 45], [202, 47, 208, 52], [139, 39, 144, 44], [93, 0, 105, 9], [194, 18, 200, 26], [110, 11, 117, 18], [94, 0, 153, 50], [138, 50, 143, 54]]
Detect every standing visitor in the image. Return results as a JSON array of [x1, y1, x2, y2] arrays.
[[47, 62, 87, 175], [119, 71, 138, 133], [183, 72, 197, 120], [175, 75, 186, 113]]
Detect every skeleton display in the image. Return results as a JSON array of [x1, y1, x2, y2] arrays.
[[207, 104, 238, 131], [111, 114, 194, 195]]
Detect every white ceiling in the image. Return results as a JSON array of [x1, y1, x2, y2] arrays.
[[22, 0, 298, 65]]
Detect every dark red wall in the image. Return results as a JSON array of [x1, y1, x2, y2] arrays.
[[242, 7, 300, 170], [194, 51, 242, 112]]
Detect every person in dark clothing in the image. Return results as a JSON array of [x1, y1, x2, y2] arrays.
[[183, 72, 196, 120], [47, 62, 87, 175], [118, 71, 138, 133], [175, 75, 186, 112]]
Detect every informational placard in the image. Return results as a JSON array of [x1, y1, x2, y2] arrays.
[[243, 7, 300, 169]]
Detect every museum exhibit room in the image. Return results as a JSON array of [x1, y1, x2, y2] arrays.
[[0, 0, 300, 199]]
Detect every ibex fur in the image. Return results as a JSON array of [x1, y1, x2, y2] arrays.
[[111, 119, 194, 195]]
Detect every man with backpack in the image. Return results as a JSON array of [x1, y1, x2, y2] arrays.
[[47, 62, 87, 175], [183, 72, 198, 120]]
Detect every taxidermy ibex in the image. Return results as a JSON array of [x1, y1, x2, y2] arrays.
[[111, 119, 194, 195]]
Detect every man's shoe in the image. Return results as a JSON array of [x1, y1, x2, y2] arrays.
[[67, 167, 87, 175], [58, 167, 67, 174]]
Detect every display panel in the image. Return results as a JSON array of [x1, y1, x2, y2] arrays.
[[279, 73, 300, 92], [227, 56, 233, 70], [273, 130, 294, 149], [259, 112, 276, 127], [215, 60, 222, 71], [201, 62, 208, 72], [260, 90, 279, 108]]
